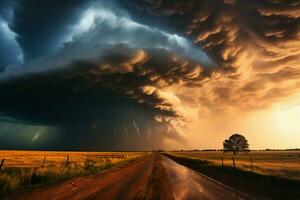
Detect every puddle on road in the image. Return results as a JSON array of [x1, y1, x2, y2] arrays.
[[161, 156, 243, 200]]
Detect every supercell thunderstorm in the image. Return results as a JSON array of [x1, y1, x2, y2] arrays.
[[0, 0, 299, 150]]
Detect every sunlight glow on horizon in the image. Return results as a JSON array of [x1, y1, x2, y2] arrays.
[[178, 101, 300, 150]]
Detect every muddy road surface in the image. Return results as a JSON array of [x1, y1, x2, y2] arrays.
[[9, 153, 254, 200]]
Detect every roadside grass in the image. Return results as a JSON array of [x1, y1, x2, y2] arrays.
[[165, 153, 300, 200], [0, 162, 112, 197], [172, 150, 300, 181], [0, 151, 146, 199]]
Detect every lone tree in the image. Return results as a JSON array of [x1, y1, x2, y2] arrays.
[[223, 134, 249, 155]]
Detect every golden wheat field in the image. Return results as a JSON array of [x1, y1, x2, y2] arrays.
[[0, 150, 147, 197], [0, 150, 146, 168], [171, 151, 300, 181]]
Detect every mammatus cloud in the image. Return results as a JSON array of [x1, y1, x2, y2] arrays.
[[130, 0, 300, 114], [0, 0, 299, 149]]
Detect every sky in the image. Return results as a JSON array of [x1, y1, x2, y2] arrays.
[[0, 0, 299, 151]]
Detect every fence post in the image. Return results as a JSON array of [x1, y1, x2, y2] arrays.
[[221, 156, 224, 167], [0, 159, 4, 171], [42, 156, 46, 168], [250, 155, 253, 172], [86, 155, 89, 167], [232, 156, 236, 169], [65, 155, 69, 167], [235, 189, 238, 200]]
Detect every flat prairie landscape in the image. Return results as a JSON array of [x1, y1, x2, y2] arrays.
[[1, 150, 300, 200], [0, 150, 146, 197], [1, 150, 299, 200], [171, 150, 300, 181], [0, 150, 146, 168]]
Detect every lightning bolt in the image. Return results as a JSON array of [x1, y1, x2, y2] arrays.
[[133, 120, 140, 136]]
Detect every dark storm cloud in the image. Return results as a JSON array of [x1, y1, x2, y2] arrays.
[[0, 0, 23, 70], [0, 0, 215, 149], [10, 0, 93, 61], [1, 0, 299, 149], [0, 42, 205, 149], [0, 0, 13, 21], [0, 44, 205, 122], [0, 20, 23, 71]]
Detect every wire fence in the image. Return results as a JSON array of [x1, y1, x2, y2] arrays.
[[0, 152, 146, 170], [172, 151, 300, 180]]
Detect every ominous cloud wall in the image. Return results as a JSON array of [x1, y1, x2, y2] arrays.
[[0, 44, 197, 150], [0, 0, 213, 150], [0, 0, 299, 150]]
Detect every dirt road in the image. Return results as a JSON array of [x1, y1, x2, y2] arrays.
[[9, 153, 253, 200]]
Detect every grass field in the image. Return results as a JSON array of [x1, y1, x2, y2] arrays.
[[171, 150, 300, 181], [0, 150, 146, 198]]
